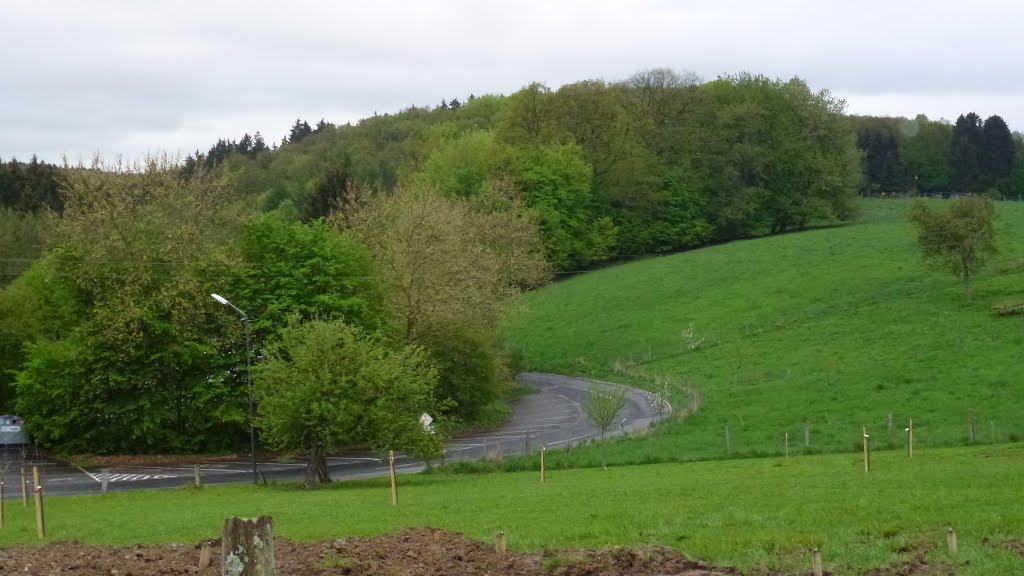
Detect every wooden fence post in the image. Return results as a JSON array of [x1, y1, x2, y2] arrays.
[[907, 418, 913, 458], [495, 531, 506, 555], [198, 541, 212, 570], [540, 445, 546, 483], [32, 466, 44, 539], [194, 465, 202, 488], [863, 426, 870, 473], [0, 481, 4, 528], [20, 466, 26, 507], [947, 527, 957, 555], [805, 424, 810, 448], [811, 548, 823, 576], [222, 516, 275, 576], [724, 425, 731, 455], [101, 469, 109, 494], [785, 432, 789, 458], [389, 450, 398, 506]]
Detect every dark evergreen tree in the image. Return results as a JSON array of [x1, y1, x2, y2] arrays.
[[855, 118, 906, 194], [287, 119, 313, 143], [951, 113, 984, 193], [302, 159, 352, 222], [252, 132, 268, 154], [981, 114, 1015, 191], [237, 133, 254, 155]]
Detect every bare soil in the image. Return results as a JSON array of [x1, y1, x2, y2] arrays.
[[0, 527, 972, 576], [0, 527, 739, 576]]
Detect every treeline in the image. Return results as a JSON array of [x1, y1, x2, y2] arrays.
[[218, 70, 862, 270], [853, 113, 1023, 197]]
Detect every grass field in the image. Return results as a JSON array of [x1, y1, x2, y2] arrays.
[[503, 199, 1024, 467], [1, 445, 1021, 574]]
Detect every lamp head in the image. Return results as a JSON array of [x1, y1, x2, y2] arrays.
[[211, 293, 229, 305]]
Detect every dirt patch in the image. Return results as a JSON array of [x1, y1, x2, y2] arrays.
[[864, 546, 955, 576], [983, 536, 1024, 558], [0, 527, 739, 576]]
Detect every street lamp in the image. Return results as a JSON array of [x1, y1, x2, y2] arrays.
[[211, 293, 258, 485]]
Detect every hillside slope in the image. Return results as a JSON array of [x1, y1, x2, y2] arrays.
[[504, 199, 1024, 460]]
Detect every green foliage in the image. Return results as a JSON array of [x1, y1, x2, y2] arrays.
[[695, 75, 860, 237], [0, 207, 47, 287], [0, 156, 62, 213], [12, 159, 247, 453], [349, 185, 549, 423], [255, 319, 444, 486], [416, 129, 500, 198], [900, 115, 953, 193], [853, 116, 907, 194], [952, 113, 984, 194], [230, 213, 386, 344], [417, 327, 504, 421], [504, 199, 1024, 465], [510, 144, 617, 268], [981, 115, 1016, 192], [909, 195, 997, 301]]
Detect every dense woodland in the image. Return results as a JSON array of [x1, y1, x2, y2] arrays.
[[0, 69, 1018, 455]]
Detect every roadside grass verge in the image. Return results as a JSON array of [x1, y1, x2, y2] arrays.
[[0, 445, 1021, 574]]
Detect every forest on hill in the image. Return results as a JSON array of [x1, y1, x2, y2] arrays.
[[0, 69, 1019, 455]]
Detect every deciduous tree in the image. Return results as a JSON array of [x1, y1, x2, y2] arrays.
[[255, 319, 444, 487], [908, 195, 996, 301], [582, 382, 628, 470]]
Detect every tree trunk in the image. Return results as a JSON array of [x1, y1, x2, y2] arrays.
[[222, 516, 275, 576], [600, 430, 607, 471], [304, 444, 330, 488], [962, 269, 972, 302]]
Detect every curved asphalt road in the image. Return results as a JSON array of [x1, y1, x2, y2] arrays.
[[2, 373, 667, 497]]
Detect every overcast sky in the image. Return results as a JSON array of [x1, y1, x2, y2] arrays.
[[4, 0, 1023, 163]]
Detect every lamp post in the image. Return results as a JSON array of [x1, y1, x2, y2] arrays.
[[211, 293, 258, 485]]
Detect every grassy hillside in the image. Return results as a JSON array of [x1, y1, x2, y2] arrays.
[[1, 446, 1022, 574], [504, 199, 1024, 463]]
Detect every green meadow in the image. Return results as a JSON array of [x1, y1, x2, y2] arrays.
[[503, 199, 1024, 466]]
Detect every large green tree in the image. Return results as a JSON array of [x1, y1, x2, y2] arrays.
[[952, 113, 984, 193], [13, 158, 246, 453], [901, 115, 953, 194], [346, 184, 549, 419], [228, 213, 386, 345], [255, 319, 444, 487], [981, 115, 1016, 192]]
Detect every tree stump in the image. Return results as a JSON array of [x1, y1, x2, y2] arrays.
[[222, 516, 275, 576]]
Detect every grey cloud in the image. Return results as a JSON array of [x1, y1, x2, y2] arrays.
[[3, 0, 1024, 162]]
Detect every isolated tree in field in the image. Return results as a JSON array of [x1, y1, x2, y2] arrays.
[[583, 382, 628, 470], [908, 195, 996, 302], [255, 319, 445, 488]]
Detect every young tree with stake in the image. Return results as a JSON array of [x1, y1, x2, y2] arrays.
[[583, 382, 628, 470]]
